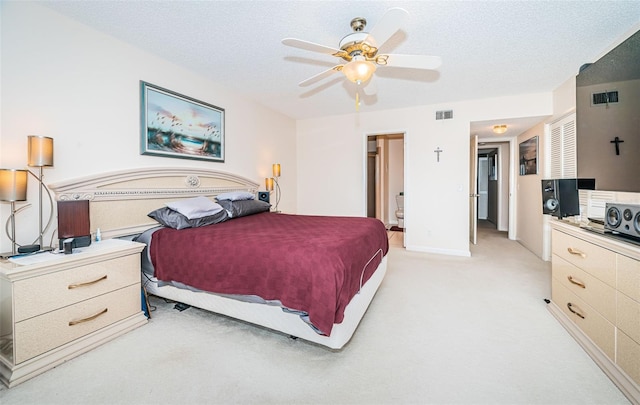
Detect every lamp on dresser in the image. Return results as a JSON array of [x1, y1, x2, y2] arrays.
[[26, 135, 55, 252], [0, 169, 28, 258]]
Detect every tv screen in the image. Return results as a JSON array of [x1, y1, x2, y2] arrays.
[[576, 30, 640, 192]]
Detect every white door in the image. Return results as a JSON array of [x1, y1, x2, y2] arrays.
[[469, 135, 479, 244], [477, 157, 488, 219]]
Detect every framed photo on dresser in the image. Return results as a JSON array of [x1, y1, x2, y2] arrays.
[[140, 81, 225, 162]]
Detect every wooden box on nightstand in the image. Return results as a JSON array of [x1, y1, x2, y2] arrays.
[[0, 238, 147, 387]]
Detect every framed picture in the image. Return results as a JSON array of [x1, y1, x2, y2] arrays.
[[140, 81, 224, 162], [519, 136, 538, 175]]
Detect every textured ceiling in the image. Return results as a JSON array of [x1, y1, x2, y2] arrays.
[[40, 0, 640, 138]]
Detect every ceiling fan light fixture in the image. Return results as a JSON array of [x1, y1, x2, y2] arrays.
[[342, 56, 376, 84], [493, 125, 507, 134]]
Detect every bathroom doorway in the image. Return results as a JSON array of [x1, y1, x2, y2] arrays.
[[366, 133, 405, 229]]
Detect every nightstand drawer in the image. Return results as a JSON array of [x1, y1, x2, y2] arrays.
[[14, 254, 139, 322], [552, 277, 615, 359], [14, 284, 140, 364], [552, 254, 616, 323], [552, 230, 616, 287]]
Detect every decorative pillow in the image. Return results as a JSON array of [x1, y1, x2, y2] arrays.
[[148, 207, 228, 230], [165, 196, 223, 219], [216, 191, 255, 201], [218, 199, 271, 218]]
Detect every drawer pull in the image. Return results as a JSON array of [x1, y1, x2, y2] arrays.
[[68, 275, 108, 289], [567, 276, 586, 289], [69, 308, 108, 326], [567, 303, 585, 319], [567, 247, 586, 258]]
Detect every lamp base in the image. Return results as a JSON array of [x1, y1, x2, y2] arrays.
[[18, 244, 40, 254]]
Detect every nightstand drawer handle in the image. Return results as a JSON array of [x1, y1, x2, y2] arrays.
[[567, 276, 586, 289], [567, 247, 586, 258], [69, 308, 108, 326], [567, 302, 585, 319], [68, 275, 108, 289]]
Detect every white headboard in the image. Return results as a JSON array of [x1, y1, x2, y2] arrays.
[[49, 167, 259, 239]]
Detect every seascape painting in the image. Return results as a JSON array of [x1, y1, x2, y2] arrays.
[[140, 81, 224, 162], [519, 136, 538, 175]]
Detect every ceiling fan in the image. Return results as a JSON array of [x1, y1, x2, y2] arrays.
[[282, 7, 442, 95]]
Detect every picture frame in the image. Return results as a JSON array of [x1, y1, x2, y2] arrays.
[[519, 136, 538, 175], [140, 81, 224, 162]]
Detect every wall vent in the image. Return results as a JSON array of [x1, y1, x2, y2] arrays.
[[435, 110, 453, 120], [591, 90, 618, 106]]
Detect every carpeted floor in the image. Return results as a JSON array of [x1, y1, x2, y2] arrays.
[[0, 227, 630, 404]]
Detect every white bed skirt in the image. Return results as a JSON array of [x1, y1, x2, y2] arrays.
[[144, 255, 387, 350]]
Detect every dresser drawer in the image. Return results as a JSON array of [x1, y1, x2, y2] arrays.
[[552, 230, 616, 287], [552, 254, 616, 323], [14, 284, 140, 364], [13, 254, 140, 322], [618, 330, 640, 386], [618, 254, 640, 302], [618, 291, 640, 344], [552, 277, 615, 359]]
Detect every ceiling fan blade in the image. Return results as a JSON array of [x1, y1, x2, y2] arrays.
[[298, 66, 343, 87], [282, 38, 343, 56], [365, 7, 409, 49], [381, 54, 442, 70]]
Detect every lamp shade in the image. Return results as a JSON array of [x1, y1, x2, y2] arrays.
[[28, 135, 54, 167], [272, 163, 281, 178], [265, 177, 274, 191], [0, 169, 28, 202], [342, 56, 376, 84]]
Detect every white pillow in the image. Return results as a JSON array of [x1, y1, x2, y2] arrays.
[[165, 196, 224, 219], [216, 191, 255, 201]]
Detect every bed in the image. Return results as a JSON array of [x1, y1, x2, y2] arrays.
[[49, 167, 389, 349]]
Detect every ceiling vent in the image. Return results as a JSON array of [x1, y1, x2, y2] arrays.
[[435, 110, 453, 120], [591, 90, 618, 106]]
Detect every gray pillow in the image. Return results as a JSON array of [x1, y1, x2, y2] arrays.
[[217, 199, 271, 218], [148, 207, 228, 229]]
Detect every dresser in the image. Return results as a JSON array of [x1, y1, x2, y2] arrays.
[[0, 239, 147, 387], [549, 220, 640, 404]]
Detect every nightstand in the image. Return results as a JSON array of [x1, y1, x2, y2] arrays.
[[0, 238, 147, 387]]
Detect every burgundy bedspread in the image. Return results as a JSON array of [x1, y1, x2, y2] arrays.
[[150, 212, 389, 335]]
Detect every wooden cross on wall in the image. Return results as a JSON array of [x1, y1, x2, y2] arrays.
[[610, 136, 624, 155]]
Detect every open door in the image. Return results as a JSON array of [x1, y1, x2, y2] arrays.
[[469, 134, 479, 244]]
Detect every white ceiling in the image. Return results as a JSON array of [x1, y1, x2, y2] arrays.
[[40, 0, 640, 138]]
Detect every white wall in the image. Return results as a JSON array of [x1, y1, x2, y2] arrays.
[[0, 3, 297, 252], [387, 138, 404, 225], [297, 94, 553, 257], [515, 122, 546, 258]]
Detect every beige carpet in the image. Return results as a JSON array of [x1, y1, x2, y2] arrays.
[[0, 227, 630, 404]]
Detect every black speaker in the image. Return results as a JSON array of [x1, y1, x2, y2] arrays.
[[541, 179, 580, 218], [604, 203, 640, 239], [257, 191, 270, 204]]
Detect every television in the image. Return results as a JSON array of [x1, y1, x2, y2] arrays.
[[576, 29, 640, 192]]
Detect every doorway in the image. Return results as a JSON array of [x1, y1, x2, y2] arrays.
[[366, 133, 404, 229], [476, 142, 510, 236]]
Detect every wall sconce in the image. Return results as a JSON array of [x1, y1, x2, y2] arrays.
[[27, 135, 55, 251], [0, 169, 28, 257], [492, 125, 507, 134], [265, 163, 281, 213]]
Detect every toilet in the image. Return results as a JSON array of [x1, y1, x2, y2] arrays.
[[395, 194, 404, 228]]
